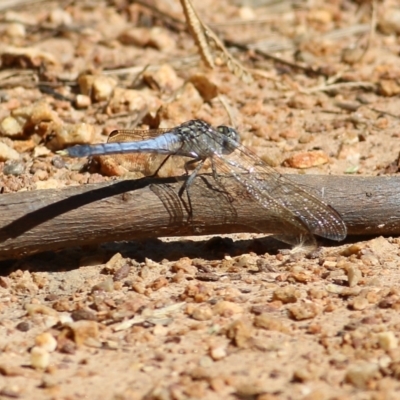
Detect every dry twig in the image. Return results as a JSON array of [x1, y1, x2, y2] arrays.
[[0, 174, 399, 260]]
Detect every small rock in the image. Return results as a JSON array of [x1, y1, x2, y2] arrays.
[[149, 277, 168, 291], [272, 286, 300, 304], [0, 116, 23, 137], [287, 94, 316, 109], [75, 94, 91, 109], [91, 277, 114, 293], [143, 64, 183, 92], [78, 74, 117, 102], [51, 156, 66, 169], [346, 264, 362, 287], [71, 309, 97, 321], [35, 178, 64, 190], [213, 300, 243, 317], [377, 331, 398, 350], [48, 8, 72, 26], [254, 314, 289, 333], [226, 319, 253, 348], [157, 82, 203, 124], [35, 332, 57, 352], [5, 22, 26, 38], [25, 303, 59, 317], [341, 243, 365, 257], [341, 46, 364, 65], [53, 122, 95, 148], [30, 346, 50, 370], [118, 27, 151, 47], [378, 79, 400, 97], [350, 296, 369, 310], [3, 160, 24, 175], [307, 8, 332, 24], [0, 384, 23, 398], [32, 145, 51, 158], [188, 74, 218, 102], [148, 27, 176, 51], [107, 87, 151, 115], [209, 345, 227, 360], [63, 320, 99, 346], [345, 362, 379, 389], [0, 142, 19, 161], [285, 150, 329, 169], [191, 304, 213, 321], [288, 302, 319, 320], [15, 321, 30, 332], [379, 8, 400, 35]]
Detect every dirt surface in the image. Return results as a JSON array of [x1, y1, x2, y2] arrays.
[[1, 0, 400, 399]]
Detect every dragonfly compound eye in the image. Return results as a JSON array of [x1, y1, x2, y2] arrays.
[[217, 126, 240, 154]]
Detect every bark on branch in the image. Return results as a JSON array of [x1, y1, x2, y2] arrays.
[[0, 174, 399, 260]]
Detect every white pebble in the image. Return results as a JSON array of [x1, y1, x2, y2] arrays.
[[31, 346, 50, 369]]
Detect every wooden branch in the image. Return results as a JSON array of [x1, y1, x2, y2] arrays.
[[0, 174, 399, 260]]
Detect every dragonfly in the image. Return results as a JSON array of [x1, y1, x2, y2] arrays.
[[58, 119, 347, 245]]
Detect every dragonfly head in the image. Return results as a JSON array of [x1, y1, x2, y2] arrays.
[[217, 125, 240, 154]]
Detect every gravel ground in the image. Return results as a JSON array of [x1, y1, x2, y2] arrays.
[[1, 0, 400, 399]]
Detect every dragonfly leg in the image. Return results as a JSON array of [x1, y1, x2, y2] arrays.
[[179, 158, 205, 220]]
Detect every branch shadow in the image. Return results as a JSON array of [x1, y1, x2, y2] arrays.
[[0, 176, 180, 242]]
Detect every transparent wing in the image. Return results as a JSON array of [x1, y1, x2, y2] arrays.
[[204, 129, 347, 241]]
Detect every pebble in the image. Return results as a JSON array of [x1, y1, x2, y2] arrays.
[[3, 160, 24, 175], [30, 346, 50, 370], [63, 320, 99, 346], [71, 309, 97, 322], [213, 301, 243, 317], [272, 286, 300, 304], [0, 142, 19, 161], [191, 304, 213, 321], [254, 314, 288, 333], [341, 46, 364, 65], [107, 87, 150, 115], [226, 319, 253, 348], [143, 64, 183, 92], [53, 122, 95, 147], [379, 8, 400, 35], [91, 277, 114, 293], [287, 94, 316, 109], [51, 156, 66, 169], [288, 302, 319, 320], [35, 178, 63, 190], [5, 22, 26, 38], [118, 27, 151, 47], [78, 74, 117, 102], [209, 345, 227, 360], [350, 296, 369, 311], [149, 277, 168, 291], [377, 331, 398, 350], [346, 264, 362, 287], [148, 27, 176, 51], [379, 79, 400, 97], [188, 74, 218, 102], [158, 82, 203, 124], [15, 321, 30, 332], [285, 150, 329, 169], [35, 332, 57, 352], [345, 362, 379, 389], [75, 94, 91, 109], [49, 8, 72, 26], [0, 116, 23, 137]]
